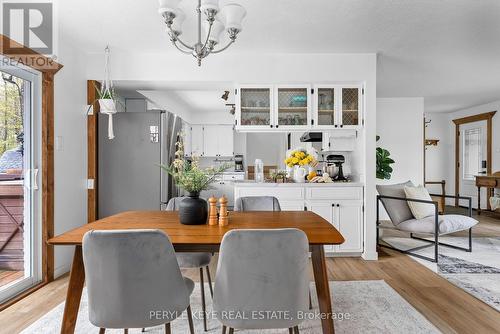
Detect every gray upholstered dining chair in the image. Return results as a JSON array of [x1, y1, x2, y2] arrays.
[[82, 229, 195, 334], [213, 229, 309, 333], [234, 196, 281, 211], [166, 196, 213, 332], [376, 181, 478, 263], [234, 195, 313, 310]]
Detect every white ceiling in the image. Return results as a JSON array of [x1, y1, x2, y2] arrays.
[[58, 0, 500, 113]]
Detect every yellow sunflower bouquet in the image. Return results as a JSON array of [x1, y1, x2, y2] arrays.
[[285, 148, 318, 167]]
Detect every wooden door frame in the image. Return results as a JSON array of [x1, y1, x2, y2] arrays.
[[452, 111, 496, 207], [0, 34, 62, 308], [87, 80, 100, 223]]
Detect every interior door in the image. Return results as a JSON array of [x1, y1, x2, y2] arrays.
[[459, 120, 487, 209]]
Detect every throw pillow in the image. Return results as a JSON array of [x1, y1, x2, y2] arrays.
[[404, 185, 435, 219]]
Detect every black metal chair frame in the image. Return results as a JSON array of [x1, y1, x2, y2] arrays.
[[376, 193, 473, 263]]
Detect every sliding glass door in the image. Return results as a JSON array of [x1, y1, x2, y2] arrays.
[[0, 61, 42, 303]]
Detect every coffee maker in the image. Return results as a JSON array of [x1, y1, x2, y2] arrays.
[[234, 154, 244, 172], [326, 154, 347, 181]]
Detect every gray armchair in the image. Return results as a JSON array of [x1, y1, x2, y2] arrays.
[[376, 181, 478, 263]]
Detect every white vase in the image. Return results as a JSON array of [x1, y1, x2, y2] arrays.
[[98, 98, 117, 113], [293, 166, 307, 183]]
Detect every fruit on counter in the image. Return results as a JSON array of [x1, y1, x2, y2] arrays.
[[308, 172, 333, 183], [307, 171, 317, 181]]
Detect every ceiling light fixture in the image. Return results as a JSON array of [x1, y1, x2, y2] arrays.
[[158, 0, 246, 66]]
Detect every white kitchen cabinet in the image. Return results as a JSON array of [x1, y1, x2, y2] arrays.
[[236, 85, 274, 130], [274, 85, 312, 130], [190, 125, 204, 156], [280, 201, 305, 211], [218, 125, 235, 156], [234, 183, 364, 256], [306, 200, 363, 253], [235, 84, 363, 131], [203, 125, 219, 157], [312, 84, 363, 129], [336, 201, 363, 252], [307, 202, 336, 252], [203, 125, 234, 157], [182, 123, 192, 157]]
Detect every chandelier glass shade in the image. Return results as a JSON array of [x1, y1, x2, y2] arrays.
[[159, 0, 246, 66]]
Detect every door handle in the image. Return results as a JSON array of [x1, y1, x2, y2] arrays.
[[33, 168, 39, 190]]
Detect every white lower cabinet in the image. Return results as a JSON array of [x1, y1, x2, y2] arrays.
[[307, 202, 336, 253], [234, 185, 364, 256], [306, 200, 363, 254], [280, 201, 306, 211], [336, 201, 363, 252]]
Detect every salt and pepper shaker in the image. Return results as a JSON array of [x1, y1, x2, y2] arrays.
[[218, 196, 229, 226], [208, 196, 218, 226]]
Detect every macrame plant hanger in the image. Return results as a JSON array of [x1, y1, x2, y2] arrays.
[[99, 46, 117, 139]]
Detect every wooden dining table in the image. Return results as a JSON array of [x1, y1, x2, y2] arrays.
[[48, 210, 345, 334]]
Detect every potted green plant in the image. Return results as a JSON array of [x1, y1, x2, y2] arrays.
[[160, 137, 231, 225], [376, 135, 395, 180]]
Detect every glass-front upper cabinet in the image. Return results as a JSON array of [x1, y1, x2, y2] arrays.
[[274, 85, 311, 129], [313, 85, 362, 128], [236, 86, 273, 129], [340, 87, 361, 127], [315, 87, 336, 127]]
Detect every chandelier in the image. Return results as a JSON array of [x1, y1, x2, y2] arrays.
[[159, 0, 246, 66]]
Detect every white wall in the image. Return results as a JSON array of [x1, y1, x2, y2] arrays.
[[427, 99, 500, 208], [424, 112, 452, 194], [86, 52, 377, 259], [377, 98, 425, 185], [53, 38, 88, 277], [376, 98, 425, 219]]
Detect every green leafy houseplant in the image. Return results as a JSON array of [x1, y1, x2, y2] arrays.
[[160, 136, 231, 194], [376, 135, 395, 180]]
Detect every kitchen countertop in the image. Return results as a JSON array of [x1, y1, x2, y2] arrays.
[[234, 180, 364, 187]]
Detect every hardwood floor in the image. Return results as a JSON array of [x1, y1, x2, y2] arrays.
[[0, 270, 23, 288], [0, 210, 498, 334]]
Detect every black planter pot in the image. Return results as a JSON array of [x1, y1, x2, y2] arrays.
[[178, 192, 208, 225]]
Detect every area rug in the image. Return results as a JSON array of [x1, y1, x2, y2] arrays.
[[381, 236, 500, 311], [21, 281, 439, 333]]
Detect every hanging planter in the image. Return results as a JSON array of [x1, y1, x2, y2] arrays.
[[88, 46, 120, 139]]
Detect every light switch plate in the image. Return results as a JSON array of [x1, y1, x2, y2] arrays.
[[87, 179, 95, 189], [55, 136, 63, 151]]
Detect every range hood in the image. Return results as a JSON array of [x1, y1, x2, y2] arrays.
[[300, 132, 322, 142]]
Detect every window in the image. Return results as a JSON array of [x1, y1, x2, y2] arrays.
[[462, 128, 482, 180]]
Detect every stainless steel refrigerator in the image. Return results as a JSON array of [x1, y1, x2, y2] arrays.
[[98, 110, 182, 218]]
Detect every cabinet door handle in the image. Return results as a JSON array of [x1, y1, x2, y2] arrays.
[[270, 125, 274, 128], [336, 204, 340, 207], [276, 125, 279, 128], [335, 125, 338, 128], [340, 125, 344, 128]]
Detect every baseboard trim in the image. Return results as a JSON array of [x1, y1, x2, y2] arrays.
[[54, 264, 70, 279]]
